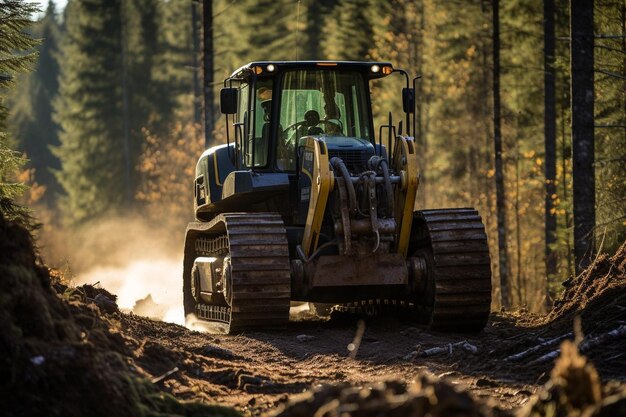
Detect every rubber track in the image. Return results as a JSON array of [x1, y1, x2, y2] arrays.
[[418, 208, 492, 332], [185, 213, 291, 333]]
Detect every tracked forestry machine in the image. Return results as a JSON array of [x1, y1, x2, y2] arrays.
[[183, 61, 492, 333]]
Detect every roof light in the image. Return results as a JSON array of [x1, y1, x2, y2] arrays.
[[266, 64, 276, 72], [382, 66, 393, 75], [371, 64, 380, 73], [253, 66, 263, 74]]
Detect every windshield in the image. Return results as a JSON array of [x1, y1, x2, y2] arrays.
[[277, 70, 371, 170]]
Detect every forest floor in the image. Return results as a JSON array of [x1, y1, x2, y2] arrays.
[[2, 212, 626, 416], [118, 302, 626, 416]]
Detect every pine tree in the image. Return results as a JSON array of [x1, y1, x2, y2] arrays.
[[543, 0, 558, 291], [9, 1, 62, 204], [322, 0, 374, 61], [492, 0, 510, 308], [570, 0, 595, 273], [301, 0, 339, 60], [53, 0, 127, 224], [243, 0, 294, 60], [54, 0, 177, 224], [594, 0, 625, 254], [0, 0, 40, 222]]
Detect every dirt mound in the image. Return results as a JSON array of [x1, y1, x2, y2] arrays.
[[267, 377, 505, 417], [477, 244, 626, 380], [549, 242, 626, 332], [0, 214, 239, 417]]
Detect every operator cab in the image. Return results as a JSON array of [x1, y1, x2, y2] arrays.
[[224, 61, 395, 173], [195, 61, 413, 220]]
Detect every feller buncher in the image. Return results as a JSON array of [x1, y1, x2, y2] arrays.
[[183, 61, 492, 333]]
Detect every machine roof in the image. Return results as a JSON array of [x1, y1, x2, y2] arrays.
[[229, 61, 395, 79]]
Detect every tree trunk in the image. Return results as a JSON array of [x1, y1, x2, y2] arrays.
[[570, 0, 595, 274], [120, 0, 132, 204], [202, 0, 214, 148], [493, 0, 509, 308], [416, 1, 426, 207], [543, 0, 557, 300], [192, 1, 201, 125]]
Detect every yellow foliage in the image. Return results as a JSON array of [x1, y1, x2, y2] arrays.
[[136, 122, 204, 230], [16, 166, 46, 206]]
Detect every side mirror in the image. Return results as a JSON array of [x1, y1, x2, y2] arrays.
[[402, 87, 415, 114], [220, 88, 238, 114]]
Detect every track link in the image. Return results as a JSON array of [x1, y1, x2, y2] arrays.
[[183, 213, 291, 333]]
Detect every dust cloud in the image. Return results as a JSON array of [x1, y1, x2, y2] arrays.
[[44, 215, 187, 325], [76, 258, 185, 325]]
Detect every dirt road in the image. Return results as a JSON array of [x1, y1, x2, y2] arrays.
[[119, 309, 603, 416]]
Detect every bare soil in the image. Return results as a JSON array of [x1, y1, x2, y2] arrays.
[[2, 212, 625, 416], [115, 305, 625, 416], [114, 243, 626, 416]]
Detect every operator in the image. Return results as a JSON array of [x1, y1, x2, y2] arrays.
[[258, 86, 272, 121], [323, 102, 343, 135]]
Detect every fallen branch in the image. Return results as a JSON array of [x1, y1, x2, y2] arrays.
[[415, 340, 478, 358], [151, 367, 179, 384], [579, 324, 626, 353], [505, 333, 573, 362], [528, 325, 626, 366]]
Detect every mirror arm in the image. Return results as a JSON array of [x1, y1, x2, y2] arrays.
[[412, 75, 422, 144], [393, 69, 411, 136]]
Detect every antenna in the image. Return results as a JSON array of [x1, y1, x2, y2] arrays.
[[295, 0, 301, 60]]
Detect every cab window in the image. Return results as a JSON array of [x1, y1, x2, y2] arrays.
[[278, 70, 371, 171]]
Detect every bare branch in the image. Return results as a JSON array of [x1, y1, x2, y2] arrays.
[[594, 44, 626, 54], [594, 34, 626, 39], [595, 69, 626, 80]]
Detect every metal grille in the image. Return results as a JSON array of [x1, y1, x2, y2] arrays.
[[195, 235, 229, 255], [328, 150, 372, 172], [196, 304, 231, 323]]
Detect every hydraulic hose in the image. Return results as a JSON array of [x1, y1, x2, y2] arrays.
[[379, 159, 395, 215], [368, 156, 394, 215], [330, 157, 357, 214]]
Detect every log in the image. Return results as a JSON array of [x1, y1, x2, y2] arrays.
[[416, 340, 478, 358], [528, 325, 626, 366], [504, 333, 572, 362]]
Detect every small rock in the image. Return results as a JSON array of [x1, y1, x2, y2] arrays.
[[30, 356, 45, 366], [296, 334, 316, 342], [204, 345, 235, 360], [460, 341, 479, 354], [476, 377, 498, 387], [238, 374, 264, 388], [94, 293, 118, 314]]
